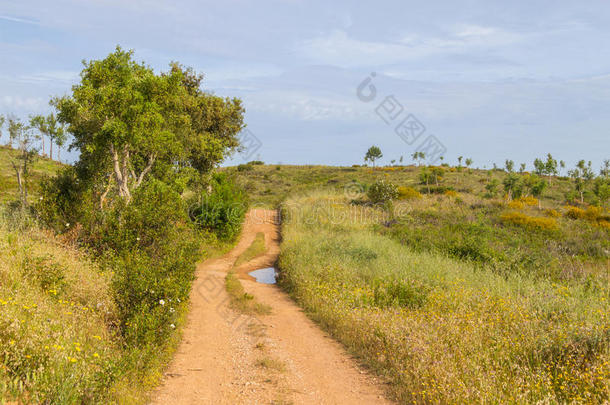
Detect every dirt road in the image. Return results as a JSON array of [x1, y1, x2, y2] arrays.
[[151, 209, 392, 404]]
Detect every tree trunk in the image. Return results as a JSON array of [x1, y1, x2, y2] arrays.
[[11, 162, 26, 207], [109, 144, 155, 204], [42, 136, 45, 157], [50, 141, 53, 161]]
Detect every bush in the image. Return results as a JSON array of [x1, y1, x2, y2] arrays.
[[397, 186, 422, 200], [36, 167, 92, 233], [190, 173, 248, 240], [367, 180, 398, 204], [444, 190, 459, 198], [519, 196, 539, 206], [507, 200, 524, 210], [501, 211, 559, 231], [237, 163, 253, 172], [544, 209, 560, 218], [564, 206, 586, 219], [248, 160, 264, 165], [101, 180, 201, 346], [584, 206, 603, 221]]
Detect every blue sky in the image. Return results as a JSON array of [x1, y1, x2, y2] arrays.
[[1, 0, 609, 170]]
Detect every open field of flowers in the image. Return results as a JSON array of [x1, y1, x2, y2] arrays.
[[279, 192, 609, 403]]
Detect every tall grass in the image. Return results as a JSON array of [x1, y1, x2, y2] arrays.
[[278, 191, 610, 404], [0, 214, 119, 402]]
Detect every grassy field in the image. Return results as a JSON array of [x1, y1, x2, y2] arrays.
[[278, 191, 609, 403], [0, 145, 64, 204]]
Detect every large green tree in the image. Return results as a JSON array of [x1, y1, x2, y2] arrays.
[[53, 47, 244, 205]]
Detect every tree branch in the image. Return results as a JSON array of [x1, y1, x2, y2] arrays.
[[134, 153, 156, 189]]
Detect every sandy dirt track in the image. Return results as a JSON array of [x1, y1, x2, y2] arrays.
[[151, 209, 392, 404]]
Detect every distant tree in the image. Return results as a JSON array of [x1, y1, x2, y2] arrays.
[[399, 155, 403, 164], [391, 159, 396, 165], [505, 159, 514, 173], [48, 115, 68, 162], [465, 158, 473, 170], [419, 167, 432, 193], [364, 145, 383, 167], [485, 178, 500, 197], [568, 160, 594, 203], [544, 153, 558, 185], [600, 159, 610, 178], [7, 114, 21, 148], [519, 163, 526, 173], [503, 173, 523, 200], [533, 158, 545, 176], [559, 160, 566, 176], [431, 166, 444, 186], [0, 115, 5, 144], [30, 114, 65, 159], [8, 117, 38, 206], [457, 156, 463, 168], [29, 115, 48, 157], [526, 174, 547, 208], [412, 151, 425, 166]]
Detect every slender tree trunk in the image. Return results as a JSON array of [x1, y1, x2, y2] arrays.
[[58, 147, 61, 163], [50, 141, 53, 161], [11, 161, 26, 207], [42, 136, 45, 157]]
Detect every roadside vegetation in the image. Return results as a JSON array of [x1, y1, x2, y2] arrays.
[[279, 191, 609, 403], [0, 47, 247, 403]]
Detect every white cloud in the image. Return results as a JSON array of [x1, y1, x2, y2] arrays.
[[0, 95, 46, 111], [296, 26, 524, 67], [0, 14, 39, 25]]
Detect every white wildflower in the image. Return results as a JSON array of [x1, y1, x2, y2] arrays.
[[159, 299, 165, 306]]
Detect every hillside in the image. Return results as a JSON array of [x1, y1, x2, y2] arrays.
[[0, 145, 64, 203], [229, 162, 579, 207]]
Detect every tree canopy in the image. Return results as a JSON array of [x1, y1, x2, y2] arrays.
[[365, 146, 383, 167], [53, 47, 244, 204]]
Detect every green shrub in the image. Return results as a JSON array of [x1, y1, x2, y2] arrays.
[[367, 180, 398, 204], [190, 173, 248, 240], [237, 163, 253, 172], [36, 167, 92, 233]]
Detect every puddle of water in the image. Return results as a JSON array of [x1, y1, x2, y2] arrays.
[[248, 267, 277, 284]]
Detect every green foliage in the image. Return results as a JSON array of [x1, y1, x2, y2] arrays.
[[484, 178, 500, 197], [503, 173, 524, 199], [190, 173, 248, 240], [366, 180, 398, 204], [53, 47, 244, 203], [237, 163, 253, 172], [364, 145, 383, 167]]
